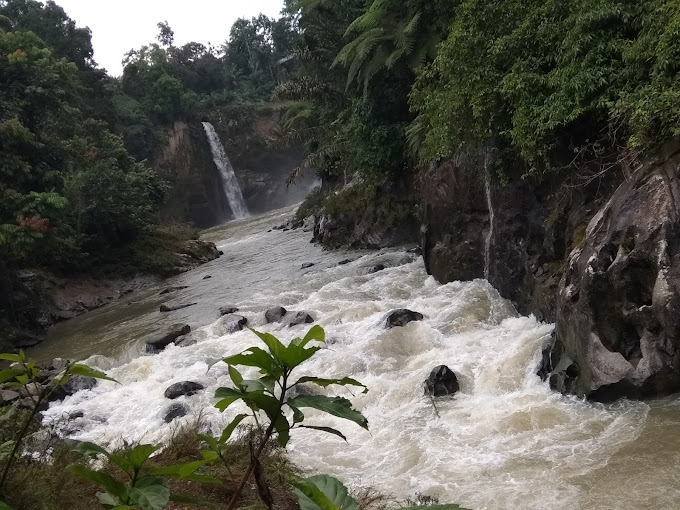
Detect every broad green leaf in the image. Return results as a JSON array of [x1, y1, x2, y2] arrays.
[[299, 426, 347, 441], [197, 434, 219, 452], [0, 353, 22, 363], [281, 344, 322, 370], [69, 465, 128, 501], [218, 413, 248, 444], [273, 414, 291, 447], [242, 391, 281, 420], [292, 474, 357, 510], [0, 369, 24, 385], [75, 441, 112, 459], [289, 403, 305, 424], [287, 395, 368, 430], [214, 387, 244, 412], [129, 484, 170, 510], [148, 461, 220, 483], [299, 325, 326, 347], [96, 491, 122, 507], [222, 348, 282, 378], [215, 397, 240, 412], [15, 374, 28, 385], [295, 377, 368, 394], [200, 449, 219, 461], [228, 365, 243, 387], [248, 328, 287, 364], [240, 378, 274, 393], [127, 444, 159, 470], [68, 364, 118, 383]]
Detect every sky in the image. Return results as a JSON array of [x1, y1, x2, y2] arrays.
[[55, 0, 285, 76]]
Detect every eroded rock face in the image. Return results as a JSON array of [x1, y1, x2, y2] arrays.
[[146, 324, 191, 353], [554, 146, 680, 400]]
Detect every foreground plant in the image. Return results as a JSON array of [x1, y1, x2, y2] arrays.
[[0, 351, 116, 498], [204, 325, 368, 510], [71, 442, 217, 509]]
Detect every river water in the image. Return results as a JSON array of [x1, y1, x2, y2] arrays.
[[32, 207, 680, 510]]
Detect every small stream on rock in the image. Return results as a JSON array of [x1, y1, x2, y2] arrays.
[[30, 206, 680, 510]]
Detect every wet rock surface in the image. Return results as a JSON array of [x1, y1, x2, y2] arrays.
[[384, 309, 423, 328], [553, 144, 680, 399], [265, 306, 287, 323], [146, 324, 191, 353], [219, 305, 240, 316], [164, 381, 205, 399], [424, 365, 460, 397], [160, 302, 197, 313], [289, 311, 315, 327], [163, 403, 188, 423], [216, 314, 248, 334]]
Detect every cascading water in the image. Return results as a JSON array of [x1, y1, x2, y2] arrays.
[[38, 209, 680, 510], [202, 122, 249, 220], [484, 150, 494, 280]]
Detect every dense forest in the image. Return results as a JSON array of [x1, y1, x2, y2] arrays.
[[2, 0, 679, 273]]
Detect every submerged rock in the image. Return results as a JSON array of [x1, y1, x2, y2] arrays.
[[160, 302, 197, 313], [174, 335, 197, 348], [50, 375, 98, 402], [384, 309, 423, 328], [203, 275, 212, 280], [219, 305, 240, 316], [146, 324, 191, 353], [338, 259, 353, 266], [301, 262, 315, 269], [424, 365, 460, 397], [368, 264, 386, 274], [265, 306, 287, 323], [159, 286, 189, 296], [164, 381, 205, 399], [289, 311, 315, 327], [163, 403, 188, 423]]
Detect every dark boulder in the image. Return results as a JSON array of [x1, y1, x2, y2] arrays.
[[219, 305, 240, 316], [160, 302, 197, 313], [289, 312, 315, 327], [216, 314, 248, 334], [146, 324, 191, 353], [368, 264, 386, 274], [384, 309, 423, 328], [265, 306, 287, 323], [424, 366, 460, 397], [164, 381, 205, 399], [163, 403, 188, 423], [301, 263, 315, 269]]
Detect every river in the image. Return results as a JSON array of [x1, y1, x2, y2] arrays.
[[32, 206, 680, 510]]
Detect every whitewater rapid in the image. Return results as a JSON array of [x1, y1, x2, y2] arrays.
[[39, 211, 679, 510]]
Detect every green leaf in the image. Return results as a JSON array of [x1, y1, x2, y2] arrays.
[[0, 353, 22, 363], [68, 364, 118, 383], [292, 474, 357, 510], [148, 460, 203, 478], [129, 484, 170, 510], [0, 501, 12, 510], [281, 344, 322, 370], [228, 365, 243, 387], [298, 426, 347, 441], [200, 449, 219, 461], [248, 328, 287, 364], [295, 377, 367, 394], [286, 395, 368, 430], [218, 413, 248, 444], [289, 404, 305, 424], [69, 465, 128, 501], [215, 397, 240, 412], [127, 444, 159, 470], [214, 387, 244, 412], [274, 414, 291, 447], [0, 368, 24, 385], [96, 491, 122, 508], [197, 434, 219, 452], [75, 441, 112, 459], [299, 325, 326, 347], [222, 348, 282, 378]]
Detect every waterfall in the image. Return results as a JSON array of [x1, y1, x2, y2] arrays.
[[202, 122, 249, 221], [484, 150, 494, 280]]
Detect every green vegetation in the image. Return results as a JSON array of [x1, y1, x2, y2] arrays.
[[0, 326, 470, 510]]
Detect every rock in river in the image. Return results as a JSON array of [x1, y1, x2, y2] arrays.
[[146, 324, 191, 353], [265, 306, 287, 323], [160, 302, 197, 313], [384, 309, 423, 328], [164, 381, 205, 399], [163, 403, 188, 423], [289, 311, 315, 327], [424, 365, 460, 397]]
